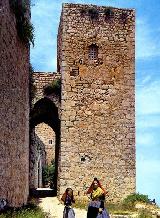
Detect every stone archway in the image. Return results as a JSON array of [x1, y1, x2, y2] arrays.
[[29, 97, 60, 196]]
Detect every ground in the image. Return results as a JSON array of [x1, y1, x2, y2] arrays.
[[38, 197, 87, 218], [38, 196, 160, 218]]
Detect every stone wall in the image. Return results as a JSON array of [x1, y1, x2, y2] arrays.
[[35, 123, 56, 165], [32, 72, 60, 106], [0, 0, 30, 207], [58, 3, 135, 202], [29, 131, 46, 189]]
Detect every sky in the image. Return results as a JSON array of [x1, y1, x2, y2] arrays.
[[30, 0, 160, 205]]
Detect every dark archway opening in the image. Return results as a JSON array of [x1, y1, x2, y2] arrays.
[[29, 97, 60, 197]]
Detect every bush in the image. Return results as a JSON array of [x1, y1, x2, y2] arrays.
[[17, 19, 35, 46], [122, 193, 150, 209], [43, 79, 61, 97], [42, 162, 55, 188], [88, 8, 99, 20], [104, 8, 114, 20], [9, 0, 34, 46]]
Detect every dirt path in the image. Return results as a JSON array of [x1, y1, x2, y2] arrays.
[[38, 197, 160, 218], [38, 197, 87, 218]]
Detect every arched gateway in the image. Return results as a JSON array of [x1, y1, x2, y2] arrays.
[[30, 97, 60, 196]]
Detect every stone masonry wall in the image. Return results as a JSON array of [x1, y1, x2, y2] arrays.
[[0, 0, 30, 207], [29, 130, 46, 189], [35, 123, 56, 165], [32, 72, 60, 106], [58, 3, 135, 202]]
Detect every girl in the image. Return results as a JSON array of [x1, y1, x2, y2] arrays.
[[61, 188, 75, 218], [86, 178, 110, 218]]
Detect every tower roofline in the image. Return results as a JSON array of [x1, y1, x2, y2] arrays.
[[62, 3, 135, 11]]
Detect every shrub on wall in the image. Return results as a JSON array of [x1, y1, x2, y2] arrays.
[[43, 79, 61, 97], [88, 8, 99, 20], [9, 0, 34, 46], [29, 64, 36, 102], [104, 8, 114, 20]]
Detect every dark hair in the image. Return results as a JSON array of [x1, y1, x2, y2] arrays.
[[66, 188, 73, 195], [61, 188, 75, 203], [87, 178, 106, 195]]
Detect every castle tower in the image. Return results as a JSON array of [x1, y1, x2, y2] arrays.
[[58, 3, 135, 202]]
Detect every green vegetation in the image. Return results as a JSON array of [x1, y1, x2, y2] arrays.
[[0, 203, 50, 218], [42, 161, 55, 188], [9, 0, 34, 46], [74, 198, 89, 210], [74, 193, 157, 217], [138, 209, 153, 218], [29, 64, 36, 101], [104, 8, 114, 19], [105, 202, 135, 214], [88, 8, 99, 20], [122, 193, 150, 209], [43, 79, 61, 97]]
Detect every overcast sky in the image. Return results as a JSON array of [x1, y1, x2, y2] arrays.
[[30, 0, 160, 205]]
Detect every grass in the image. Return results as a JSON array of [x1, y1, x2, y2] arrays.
[[0, 203, 50, 218], [138, 209, 153, 218], [74, 198, 89, 210], [73, 198, 157, 217], [73, 198, 134, 214], [105, 202, 136, 215]]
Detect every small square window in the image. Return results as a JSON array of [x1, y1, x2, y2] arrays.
[[88, 44, 98, 60]]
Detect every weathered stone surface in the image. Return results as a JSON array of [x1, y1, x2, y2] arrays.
[[58, 3, 135, 202], [29, 130, 46, 189], [0, 0, 30, 207], [32, 72, 60, 105], [35, 123, 55, 165]]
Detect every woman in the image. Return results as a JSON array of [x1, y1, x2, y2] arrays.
[[61, 187, 75, 218], [86, 178, 110, 218]]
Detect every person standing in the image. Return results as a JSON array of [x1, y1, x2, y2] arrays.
[[86, 178, 110, 218], [61, 188, 75, 218]]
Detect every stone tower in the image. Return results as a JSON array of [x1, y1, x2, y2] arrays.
[[58, 3, 135, 202]]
